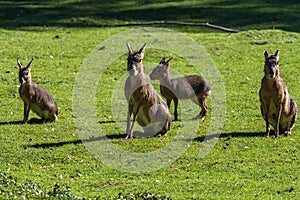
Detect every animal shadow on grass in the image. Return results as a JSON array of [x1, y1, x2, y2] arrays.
[[194, 131, 265, 142], [25, 134, 125, 149], [99, 120, 159, 138], [99, 120, 117, 124], [0, 118, 48, 125], [24, 120, 125, 149]]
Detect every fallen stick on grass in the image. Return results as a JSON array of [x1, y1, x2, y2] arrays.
[[117, 21, 240, 33]]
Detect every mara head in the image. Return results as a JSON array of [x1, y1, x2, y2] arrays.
[[150, 57, 172, 80], [126, 43, 146, 76], [264, 50, 280, 79], [17, 58, 33, 84]]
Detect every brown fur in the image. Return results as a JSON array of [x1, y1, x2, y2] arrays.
[[259, 50, 297, 137], [150, 57, 211, 121], [124, 43, 171, 139], [18, 58, 58, 123]]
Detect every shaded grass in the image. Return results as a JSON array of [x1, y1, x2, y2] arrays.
[[0, 0, 300, 32]]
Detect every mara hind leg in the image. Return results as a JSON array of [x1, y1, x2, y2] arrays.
[[44, 107, 58, 122], [285, 99, 298, 136], [193, 94, 208, 120], [46, 109, 58, 122], [199, 97, 208, 120], [284, 112, 297, 136], [166, 97, 178, 121], [173, 98, 178, 121], [155, 119, 171, 137], [48, 113, 58, 122], [50, 111, 58, 122]]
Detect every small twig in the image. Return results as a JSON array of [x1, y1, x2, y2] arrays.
[[118, 20, 240, 33]]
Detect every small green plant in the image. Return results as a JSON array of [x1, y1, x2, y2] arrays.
[[47, 183, 70, 198], [0, 169, 82, 199], [111, 191, 169, 200]]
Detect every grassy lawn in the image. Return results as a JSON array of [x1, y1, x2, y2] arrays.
[[0, 0, 300, 199]]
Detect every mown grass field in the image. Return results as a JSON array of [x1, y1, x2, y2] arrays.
[[0, 0, 300, 199]]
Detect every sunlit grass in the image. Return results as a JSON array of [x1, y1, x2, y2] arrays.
[[0, 1, 300, 199]]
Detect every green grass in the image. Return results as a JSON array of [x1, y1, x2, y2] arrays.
[[1, 0, 300, 199]]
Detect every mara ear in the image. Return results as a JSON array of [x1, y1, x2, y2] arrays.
[[159, 57, 166, 64], [139, 43, 147, 54], [264, 50, 269, 59], [165, 57, 173, 64], [138, 43, 147, 60], [274, 50, 280, 62], [17, 58, 23, 69], [164, 57, 172, 69], [126, 42, 134, 54], [26, 57, 34, 68]]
